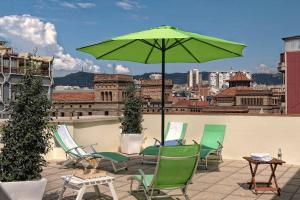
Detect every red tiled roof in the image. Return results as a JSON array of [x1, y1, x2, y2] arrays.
[[227, 72, 252, 82], [216, 87, 253, 97], [52, 91, 95, 102], [174, 99, 209, 107]]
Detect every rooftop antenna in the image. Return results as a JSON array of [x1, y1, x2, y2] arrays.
[[112, 63, 116, 74], [33, 47, 38, 56]]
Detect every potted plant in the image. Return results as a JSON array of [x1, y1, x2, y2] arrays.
[[0, 68, 53, 200], [120, 83, 143, 154]]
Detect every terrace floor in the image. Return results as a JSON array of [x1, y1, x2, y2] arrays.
[[43, 157, 300, 200]]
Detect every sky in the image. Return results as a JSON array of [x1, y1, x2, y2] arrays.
[[0, 0, 300, 77]]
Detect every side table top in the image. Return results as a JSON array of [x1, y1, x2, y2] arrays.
[[243, 156, 285, 165]]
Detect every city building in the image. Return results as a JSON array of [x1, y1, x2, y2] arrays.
[[52, 74, 133, 117], [187, 69, 201, 88], [278, 35, 300, 114], [0, 41, 53, 118], [214, 72, 280, 113], [141, 78, 173, 109], [209, 71, 251, 89]]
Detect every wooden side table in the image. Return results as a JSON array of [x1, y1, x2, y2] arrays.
[[243, 157, 285, 196]]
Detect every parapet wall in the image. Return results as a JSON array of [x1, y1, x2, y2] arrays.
[[43, 114, 300, 165]]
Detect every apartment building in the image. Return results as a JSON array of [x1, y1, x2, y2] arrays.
[[0, 41, 53, 117]]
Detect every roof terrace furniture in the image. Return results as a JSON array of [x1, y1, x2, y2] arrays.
[[128, 144, 200, 200], [243, 156, 285, 196], [59, 174, 118, 200], [140, 122, 187, 164], [53, 125, 129, 173], [194, 124, 226, 169]]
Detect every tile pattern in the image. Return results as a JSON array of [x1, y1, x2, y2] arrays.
[[43, 158, 300, 200]]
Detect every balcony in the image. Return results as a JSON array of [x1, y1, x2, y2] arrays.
[[278, 62, 286, 73]]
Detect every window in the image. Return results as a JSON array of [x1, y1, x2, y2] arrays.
[[3, 59, 9, 67], [101, 92, 104, 101], [109, 91, 112, 101], [70, 105, 73, 108], [104, 111, 109, 116], [105, 92, 108, 101], [88, 112, 92, 116], [79, 105, 82, 108], [89, 105, 92, 108], [78, 112, 83, 116], [60, 112, 64, 117]]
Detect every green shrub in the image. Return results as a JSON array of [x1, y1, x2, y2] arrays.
[[120, 84, 143, 134], [0, 69, 52, 182]]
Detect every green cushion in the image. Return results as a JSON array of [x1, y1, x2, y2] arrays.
[[133, 174, 154, 187], [200, 147, 215, 159], [93, 152, 129, 162], [141, 145, 160, 156]]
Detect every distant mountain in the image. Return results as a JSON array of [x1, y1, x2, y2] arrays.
[[53, 71, 283, 88], [133, 72, 210, 84], [53, 71, 94, 88], [252, 73, 283, 85]]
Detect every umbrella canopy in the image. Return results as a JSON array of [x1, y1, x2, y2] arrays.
[[77, 25, 246, 145]]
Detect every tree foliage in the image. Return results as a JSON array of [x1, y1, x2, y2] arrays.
[[0, 69, 52, 182], [120, 84, 143, 134]]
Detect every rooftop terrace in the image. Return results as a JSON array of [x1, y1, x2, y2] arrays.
[[42, 114, 300, 199], [43, 158, 300, 200]]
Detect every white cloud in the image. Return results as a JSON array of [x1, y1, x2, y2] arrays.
[[115, 64, 130, 73], [77, 2, 96, 8], [60, 2, 96, 9], [257, 64, 276, 74], [116, 0, 144, 10], [0, 15, 100, 73], [107, 64, 129, 73], [60, 2, 77, 8]]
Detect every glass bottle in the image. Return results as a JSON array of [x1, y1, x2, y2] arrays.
[[277, 148, 282, 160]]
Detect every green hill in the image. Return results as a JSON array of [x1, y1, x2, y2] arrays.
[[53, 71, 283, 88]]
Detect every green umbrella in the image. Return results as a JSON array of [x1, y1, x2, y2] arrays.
[[77, 25, 246, 145]]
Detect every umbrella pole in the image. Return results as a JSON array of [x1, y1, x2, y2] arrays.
[[161, 39, 166, 146]]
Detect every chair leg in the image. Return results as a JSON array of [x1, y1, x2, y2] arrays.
[[124, 161, 128, 170], [75, 186, 86, 200], [141, 154, 144, 164], [111, 161, 117, 173], [205, 158, 208, 170], [107, 182, 118, 200], [130, 179, 133, 194], [93, 185, 101, 197], [58, 181, 67, 200], [182, 187, 190, 200]]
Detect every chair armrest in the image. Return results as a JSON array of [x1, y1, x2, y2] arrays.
[[192, 140, 198, 145], [153, 138, 161, 145], [83, 143, 98, 153], [66, 146, 83, 153], [217, 141, 223, 149], [176, 139, 186, 145]]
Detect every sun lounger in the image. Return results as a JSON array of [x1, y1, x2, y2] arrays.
[[194, 124, 226, 169], [140, 122, 187, 164], [53, 125, 129, 173]]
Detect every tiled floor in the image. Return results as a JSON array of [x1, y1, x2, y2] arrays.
[[43, 158, 300, 200]]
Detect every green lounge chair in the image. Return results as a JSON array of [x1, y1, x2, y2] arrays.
[[53, 125, 129, 173], [140, 122, 187, 164], [194, 124, 226, 169], [129, 145, 200, 200]]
